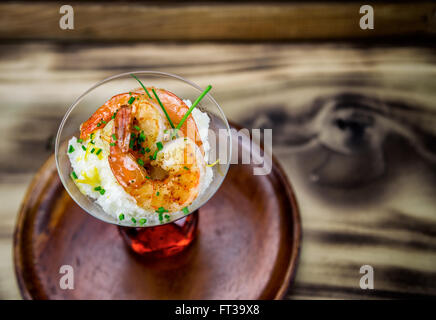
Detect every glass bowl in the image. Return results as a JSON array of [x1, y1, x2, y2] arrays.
[[55, 71, 231, 227]]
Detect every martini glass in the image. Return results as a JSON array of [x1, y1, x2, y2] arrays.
[[55, 71, 231, 258]]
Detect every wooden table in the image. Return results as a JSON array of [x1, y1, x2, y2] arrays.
[[1, 1, 436, 299]]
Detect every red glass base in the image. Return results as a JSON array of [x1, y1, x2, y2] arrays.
[[118, 211, 199, 258]]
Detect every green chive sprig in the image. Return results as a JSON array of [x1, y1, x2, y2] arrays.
[[130, 74, 152, 99], [152, 88, 175, 129], [176, 85, 212, 130]]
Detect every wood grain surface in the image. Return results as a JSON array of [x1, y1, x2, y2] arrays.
[[1, 41, 436, 299], [0, 2, 435, 41]]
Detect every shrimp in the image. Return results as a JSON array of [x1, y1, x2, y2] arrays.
[[80, 88, 203, 152], [133, 87, 203, 152], [150, 137, 204, 212], [109, 105, 205, 213], [79, 87, 206, 213], [80, 92, 140, 140]]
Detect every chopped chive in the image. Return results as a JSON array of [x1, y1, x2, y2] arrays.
[[158, 213, 164, 222], [183, 166, 189, 170], [164, 214, 170, 220], [131, 217, 136, 224], [176, 85, 212, 130], [99, 189, 106, 195], [182, 207, 189, 215], [145, 147, 151, 153], [68, 145, 75, 153], [111, 110, 118, 120], [139, 218, 147, 225], [90, 133, 94, 139], [130, 74, 152, 99], [128, 97, 135, 104], [140, 147, 145, 155], [149, 155, 154, 161], [97, 122, 101, 127], [82, 145, 87, 151], [139, 131, 146, 142], [152, 88, 175, 129], [156, 191, 160, 196], [137, 158, 144, 166], [119, 213, 125, 221], [71, 171, 78, 179], [111, 134, 117, 141], [90, 140, 95, 145], [96, 148, 102, 155], [110, 142, 116, 147], [134, 125, 140, 131], [94, 186, 102, 191], [102, 120, 107, 124], [77, 138, 83, 143], [152, 150, 158, 160], [156, 207, 168, 214], [90, 148, 95, 153], [145, 176, 151, 179], [156, 141, 163, 151]]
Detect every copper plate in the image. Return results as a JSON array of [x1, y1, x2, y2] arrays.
[[14, 125, 301, 299]]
